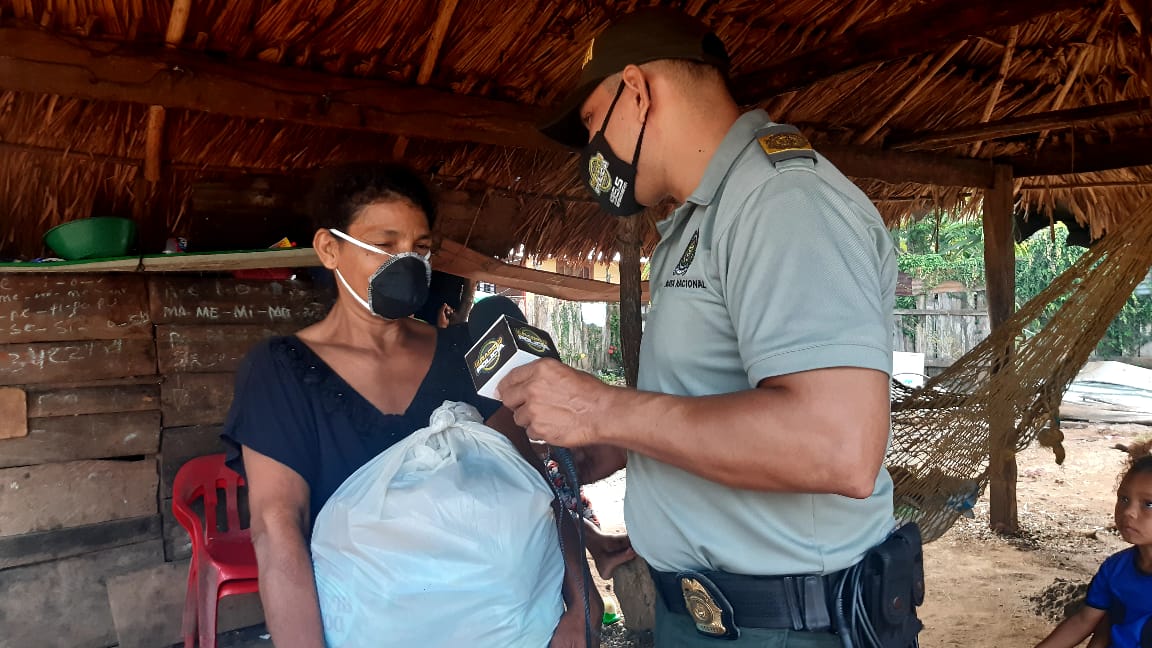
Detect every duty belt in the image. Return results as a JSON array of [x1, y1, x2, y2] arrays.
[[650, 566, 840, 640]]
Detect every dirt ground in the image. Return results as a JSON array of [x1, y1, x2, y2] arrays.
[[584, 422, 1152, 648]]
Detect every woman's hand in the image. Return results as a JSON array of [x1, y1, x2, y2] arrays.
[[550, 596, 605, 648]]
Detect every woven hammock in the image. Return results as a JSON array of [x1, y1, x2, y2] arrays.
[[888, 201, 1152, 543]]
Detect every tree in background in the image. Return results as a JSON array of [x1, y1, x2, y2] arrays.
[[891, 216, 1152, 358]]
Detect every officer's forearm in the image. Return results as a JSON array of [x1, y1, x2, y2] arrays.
[[596, 367, 889, 497]]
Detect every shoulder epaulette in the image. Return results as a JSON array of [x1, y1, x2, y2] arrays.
[[755, 124, 817, 166]]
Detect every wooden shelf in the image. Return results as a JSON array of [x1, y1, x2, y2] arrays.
[[0, 243, 648, 303], [0, 248, 320, 273]]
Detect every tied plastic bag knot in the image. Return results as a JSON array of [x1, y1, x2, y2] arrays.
[[312, 401, 564, 648], [428, 399, 484, 429]]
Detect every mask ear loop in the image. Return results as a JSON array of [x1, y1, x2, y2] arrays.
[[330, 228, 432, 263], [594, 82, 627, 136], [329, 228, 394, 257], [599, 80, 648, 167]]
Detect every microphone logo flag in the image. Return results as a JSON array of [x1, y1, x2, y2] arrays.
[[514, 327, 551, 355], [474, 338, 506, 375], [465, 314, 561, 400]]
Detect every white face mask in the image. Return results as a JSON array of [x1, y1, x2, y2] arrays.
[[329, 228, 432, 319]]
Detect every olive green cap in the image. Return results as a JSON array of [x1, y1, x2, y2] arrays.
[[538, 9, 730, 149]]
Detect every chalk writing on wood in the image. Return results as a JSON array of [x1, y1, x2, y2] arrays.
[[26, 383, 160, 418], [0, 274, 150, 343], [148, 276, 331, 325], [156, 324, 296, 374], [0, 338, 157, 386]]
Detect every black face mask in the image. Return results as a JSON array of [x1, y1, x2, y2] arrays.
[[330, 229, 432, 320], [581, 82, 647, 217]]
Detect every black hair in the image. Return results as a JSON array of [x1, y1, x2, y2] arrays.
[[307, 162, 437, 233], [1122, 440, 1152, 483], [413, 271, 467, 324]]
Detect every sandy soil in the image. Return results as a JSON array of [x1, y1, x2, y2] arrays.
[[584, 422, 1151, 648]]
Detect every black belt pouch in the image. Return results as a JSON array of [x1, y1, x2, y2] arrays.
[[860, 523, 925, 647]]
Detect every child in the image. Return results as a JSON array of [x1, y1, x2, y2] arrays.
[[1035, 442, 1152, 648]]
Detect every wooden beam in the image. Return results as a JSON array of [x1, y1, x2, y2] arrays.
[[143, 105, 166, 182], [0, 27, 554, 151], [393, 0, 461, 159], [143, 0, 191, 183], [855, 41, 966, 145], [893, 97, 1152, 151], [1035, 5, 1111, 150], [1012, 133, 1152, 176], [819, 143, 996, 188], [982, 164, 1018, 534], [969, 26, 1019, 156], [163, 0, 192, 47], [1021, 179, 1152, 189], [0, 28, 1020, 189], [732, 0, 1087, 103], [436, 240, 650, 303]]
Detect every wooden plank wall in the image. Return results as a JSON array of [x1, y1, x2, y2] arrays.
[[0, 273, 330, 647], [150, 275, 328, 561]]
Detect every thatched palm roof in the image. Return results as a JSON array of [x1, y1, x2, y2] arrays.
[[1, 0, 1149, 259]]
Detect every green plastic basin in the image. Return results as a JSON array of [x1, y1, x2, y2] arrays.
[[43, 217, 136, 260]]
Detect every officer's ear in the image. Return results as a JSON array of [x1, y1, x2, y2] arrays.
[[620, 65, 651, 123]]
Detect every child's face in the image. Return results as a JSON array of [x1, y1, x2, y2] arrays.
[[1115, 471, 1152, 545]]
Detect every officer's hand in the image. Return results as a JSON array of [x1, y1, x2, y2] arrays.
[[500, 359, 611, 448]]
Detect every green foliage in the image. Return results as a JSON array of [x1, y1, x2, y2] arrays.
[[892, 215, 1152, 358], [1015, 224, 1152, 356], [897, 254, 985, 290]]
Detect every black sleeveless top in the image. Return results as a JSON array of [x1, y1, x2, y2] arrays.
[[222, 324, 501, 531]]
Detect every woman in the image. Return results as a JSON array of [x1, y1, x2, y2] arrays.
[[222, 162, 598, 647]]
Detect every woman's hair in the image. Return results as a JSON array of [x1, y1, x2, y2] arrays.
[[307, 162, 437, 232], [1121, 439, 1152, 483]]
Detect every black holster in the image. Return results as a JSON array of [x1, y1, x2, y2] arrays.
[[832, 523, 925, 648]]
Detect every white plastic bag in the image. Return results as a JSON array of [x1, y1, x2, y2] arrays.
[[311, 401, 564, 648]]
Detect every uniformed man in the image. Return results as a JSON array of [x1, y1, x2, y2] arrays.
[[500, 8, 917, 648]]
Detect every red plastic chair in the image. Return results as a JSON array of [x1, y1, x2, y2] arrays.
[[173, 454, 260, 648]]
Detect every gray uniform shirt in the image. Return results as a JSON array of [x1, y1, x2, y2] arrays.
[[627, 110, 897, 576]]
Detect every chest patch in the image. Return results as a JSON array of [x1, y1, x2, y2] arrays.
[[672, 229, 700, 276]]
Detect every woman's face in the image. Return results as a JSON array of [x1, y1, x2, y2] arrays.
[[333, 199, 433, 306]]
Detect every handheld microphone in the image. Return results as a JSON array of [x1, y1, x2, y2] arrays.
[[465, 296, 595, 648], [467, 295, 531, 342]]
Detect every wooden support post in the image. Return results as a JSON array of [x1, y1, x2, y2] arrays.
[[612, 212, 654, 632], [617, 215, 643, 389], [983, 164, 1018, 534]]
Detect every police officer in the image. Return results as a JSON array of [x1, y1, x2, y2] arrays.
[[500, 8, 918, 647]]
